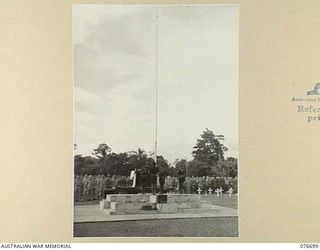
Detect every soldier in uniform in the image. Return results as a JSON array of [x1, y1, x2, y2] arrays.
[[164, 176, 170, 192], [105, 174, 112, 189], [111, 175, 118, 188], [95, 175, 100, 199], [91, 175, 96, 200], [74, 175, 82, 201], [184, 177, 191, 194], [87, 175, 93, 201], [97, 175, 104, 200], [201, 176, 208, 192], [172, 176, 178, 193], [93, 175, 99, 200], [140, 166, 149, 194], [130, 169, 136, 187], [158, 168, 167, 194], [74, 176, 77, 200], [167, 176, 175, 193], [149, 162, 159, 194], [177, 168, 186, 194], [81, 174, 88, 201], [190, 177, 197, 194], [135, 169, 142, 187]]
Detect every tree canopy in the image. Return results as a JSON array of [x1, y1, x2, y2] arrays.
[[74, 128, 237, 178]]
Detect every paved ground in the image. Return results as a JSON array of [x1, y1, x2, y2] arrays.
[[73, 194, 238, 237], [74, 217, 238, 237]]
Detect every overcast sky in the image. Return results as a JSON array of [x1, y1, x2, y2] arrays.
[[73, 5, 239, 164]]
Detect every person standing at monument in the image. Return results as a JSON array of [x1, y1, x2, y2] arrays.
[[166, 176, 172, 192], [140, 166, 149, 194], [173, 176, 178, 193], [190, 177, 197, 194], [164, 176, 170, 192], [185, 177, 191, 194], [177, 168, 186, 194], [158, 168, 167, 194], [130, 169, 136, 187], [111, 175, 118, 188], [149, 162, 159, 194], [135, 168, 142, 188], [201, 176, 208, 192]]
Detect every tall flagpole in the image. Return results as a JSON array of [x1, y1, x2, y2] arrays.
[[154, 10, 159, 168]]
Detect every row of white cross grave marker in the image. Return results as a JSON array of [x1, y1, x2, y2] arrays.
[[197, 187, 234, 197]]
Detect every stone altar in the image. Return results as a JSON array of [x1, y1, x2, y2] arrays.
[[100, 193, 202, 215]]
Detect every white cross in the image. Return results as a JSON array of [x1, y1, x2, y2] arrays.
[[197, 187, 202, 195], [219, 187, 224, 196], [215, 188, 220, 197], [208, 188, 213, 195], [227, 187, 234, 197]]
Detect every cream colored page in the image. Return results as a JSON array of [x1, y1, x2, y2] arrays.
[[0, 0, 319, 242]]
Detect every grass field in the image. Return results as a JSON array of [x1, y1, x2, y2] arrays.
[[201, 194, 238, 209], [75, 194, 238, 208]]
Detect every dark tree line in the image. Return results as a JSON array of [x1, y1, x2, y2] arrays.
[[74, 128, 237, 178]]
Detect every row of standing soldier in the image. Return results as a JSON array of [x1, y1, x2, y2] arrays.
[[73, 164, 187, 201], [74, 168, 236, 201]]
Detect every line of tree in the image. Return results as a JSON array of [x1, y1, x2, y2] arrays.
[[74, 128, 237, 178]]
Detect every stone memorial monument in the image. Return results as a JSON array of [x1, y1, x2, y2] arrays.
[[100, 193, 201, 215]]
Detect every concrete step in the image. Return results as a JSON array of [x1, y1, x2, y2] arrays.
[[99, 200, 111, 209], [110, 201, 153, 211], [105, 209, 159, 215], [106, 194, 150, 203]]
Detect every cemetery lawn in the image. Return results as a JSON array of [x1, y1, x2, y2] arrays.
[[74, 194, 238, 209], [201, 194, 238, 209], [74, 217, 238, 237]]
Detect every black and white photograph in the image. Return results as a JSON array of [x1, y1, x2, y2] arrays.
[[73, 4, 239, 237]]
